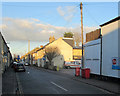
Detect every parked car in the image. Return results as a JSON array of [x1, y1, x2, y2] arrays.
[[11, 62, 17, 68], [14, 63, 26, 72], [25, 62, 30, 66], [64, 61, 81, 69]]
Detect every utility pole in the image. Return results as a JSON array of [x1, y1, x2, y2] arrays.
[[80, 2, 84, 68], [28, 40, 30, 52]]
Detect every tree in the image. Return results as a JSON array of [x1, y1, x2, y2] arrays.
[[45, 46, 60, 66], [64, 32, 73, 38], [73, 32, 81, 47]]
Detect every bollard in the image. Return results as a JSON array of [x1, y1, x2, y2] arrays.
[[57, 66, 59, 71]]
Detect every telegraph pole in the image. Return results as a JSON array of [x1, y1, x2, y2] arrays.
[[80, 2, 84, 68], [28, 40, 30, 52]]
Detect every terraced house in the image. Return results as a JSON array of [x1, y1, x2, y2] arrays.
[[0, 32, 12, 74], [21, 36, 83, 68]]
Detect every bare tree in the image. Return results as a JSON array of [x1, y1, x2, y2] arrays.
[[73, 32, 81, 47], [45, 46, 60, 65]]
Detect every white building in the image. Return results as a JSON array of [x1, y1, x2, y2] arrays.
[[100, 16, 120, 78], [84, 39, 101, 75], [84, 16, 120, 78]]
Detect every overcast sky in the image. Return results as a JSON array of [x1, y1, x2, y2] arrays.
[[1, 1, 118, 56]]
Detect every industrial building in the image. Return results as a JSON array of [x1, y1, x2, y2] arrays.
[[84, 16, 120, 79]]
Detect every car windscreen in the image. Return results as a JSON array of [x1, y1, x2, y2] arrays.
[[75, 61, 80, 64], [71, 61, 75, 64], [17, 64, 24, 66], [65, 62, 71, 64]]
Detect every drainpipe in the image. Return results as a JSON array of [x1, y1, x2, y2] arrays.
[[100, 34, 102, 76]]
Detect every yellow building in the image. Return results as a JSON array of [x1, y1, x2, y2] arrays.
[[37, 48, 45, 59], [31, 37, 75, 67], [46, 37, 74, 61], [20, 47, 40, 64], [73, 47, 84, 60], [36, 37, 83, 67], [20, 36, 83, 67]]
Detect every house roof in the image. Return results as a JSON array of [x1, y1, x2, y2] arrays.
[[0, 32, 10, 50], [20, 47, 40, 59], [62, 38, 74, 47], [100, 16, 120, 27], [21, 37, 75, 59], [73, 47, 82, 49], [43, 37, 75, 48]]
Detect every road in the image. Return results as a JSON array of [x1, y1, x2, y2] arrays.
[[16, 66, 110, 94]]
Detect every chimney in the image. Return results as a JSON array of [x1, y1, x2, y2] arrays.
[[49, 36, 55, 43]]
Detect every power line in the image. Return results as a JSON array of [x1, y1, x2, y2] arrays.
[[2, 4, 60, 7], [83, 5, 100, 26], [83, 2, 117, 6], [2, 3, 81, 8]]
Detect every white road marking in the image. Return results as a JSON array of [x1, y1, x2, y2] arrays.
[[51, 81, 68, 92]]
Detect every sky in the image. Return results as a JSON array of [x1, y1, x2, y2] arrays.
[[0, 1, 119, 56]]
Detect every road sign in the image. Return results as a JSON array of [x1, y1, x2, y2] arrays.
[[43, 57, 46, 60], [112, 57, 120, 70], [112, 59, 116, 65], [17, 55, 20, 61]]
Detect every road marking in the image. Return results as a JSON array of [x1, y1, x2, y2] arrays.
[[51, 81, 68, 92]]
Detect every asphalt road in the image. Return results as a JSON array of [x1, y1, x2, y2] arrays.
[[16, 66, 110, 94]]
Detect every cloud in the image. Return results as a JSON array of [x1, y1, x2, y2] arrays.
[[57, 6, 77, 22], [1, 17, 98, 56], [57, 6, 65, 17], [0, 24, 7, 29], [31, 18, 40, 22], [49, 30, 55, 34], [1, 17, 98, 42]]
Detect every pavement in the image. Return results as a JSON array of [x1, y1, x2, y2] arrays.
[[2, 65, 18, 95], [59, 69, 120, 94], [33, 66, 120, 95], [0, 74, 2, 96]]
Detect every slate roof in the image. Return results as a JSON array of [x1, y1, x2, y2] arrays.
[[100, 16, 120, 27], [62, 38, 74, 47]]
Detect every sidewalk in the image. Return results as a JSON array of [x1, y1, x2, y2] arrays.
[[58, 69, 120, 94], [2, 66, 17, 95], [72, 74, 120, 94], [0, 74, 2, 96], [33, 66, 120, 95]]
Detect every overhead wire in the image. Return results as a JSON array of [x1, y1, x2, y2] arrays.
[[49, 4, 80, 36], [83, 4, 100, 26], [2, 3, 61, 7], [3, 3, 81, 42], [83, 2, 116, 6]]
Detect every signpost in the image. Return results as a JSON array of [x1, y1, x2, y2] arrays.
[[17, 55, 20, 61]]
